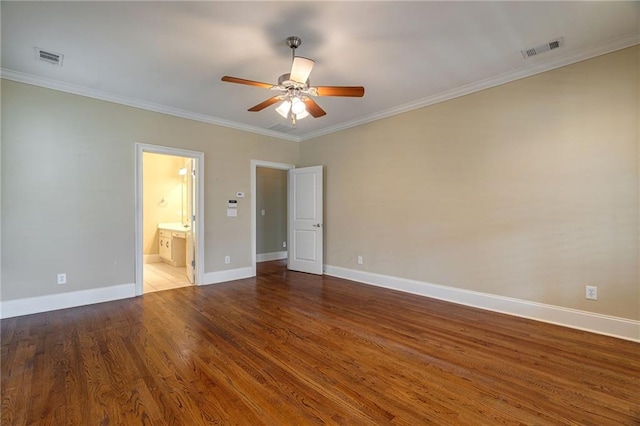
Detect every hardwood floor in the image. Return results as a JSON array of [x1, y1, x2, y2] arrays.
[[2, 260, 639, 425]]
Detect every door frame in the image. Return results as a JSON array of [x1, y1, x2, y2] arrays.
[[135, 143, 205, 295], [250, 160, 295, 276]]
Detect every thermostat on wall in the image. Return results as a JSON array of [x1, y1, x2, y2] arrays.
[[228, 200, 237, 208]]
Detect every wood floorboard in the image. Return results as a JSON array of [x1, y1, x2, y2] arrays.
[[2, 260, 639, 425]]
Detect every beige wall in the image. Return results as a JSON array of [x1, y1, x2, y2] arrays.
[[2, 47, 638, 322], [1, 80, 299, 300], [142, 152, 186, 255], [300, 46, 640, 320], [256, 167, 287, 254]]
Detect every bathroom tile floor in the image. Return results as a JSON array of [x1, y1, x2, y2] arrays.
[[144, 262, 192, 293]]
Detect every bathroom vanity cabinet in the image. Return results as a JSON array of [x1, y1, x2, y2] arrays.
[[158, 225, 188, 267]]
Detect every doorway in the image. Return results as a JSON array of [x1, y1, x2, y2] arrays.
[[250, 160, 295, 276], [135, 144, 204, 296]]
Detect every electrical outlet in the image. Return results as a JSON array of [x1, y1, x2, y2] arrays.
[[357, 256, 363, 265], [224, 256, 231, 264], [282, 241, 286, 248], [586, 285, 598, 300], [57, 273, 67, 285]]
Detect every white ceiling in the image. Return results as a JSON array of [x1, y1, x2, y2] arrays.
[[2, 1, 639, 142]]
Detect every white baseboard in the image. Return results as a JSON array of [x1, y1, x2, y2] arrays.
[[0, 265, 253, 318], [144, 254, 161, 264], [1, 283, 136, 319], [257, 251, 288, 262], [324, 265, 640, 342], [5, 265, 635, 342], [202, 267, 253, 286]]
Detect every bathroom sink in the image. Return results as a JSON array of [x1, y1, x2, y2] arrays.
[[158, 223, 191, 232]]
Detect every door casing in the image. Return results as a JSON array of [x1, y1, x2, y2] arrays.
[[135, 143, 205, 295]]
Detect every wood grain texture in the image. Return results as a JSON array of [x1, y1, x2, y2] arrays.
[[220, 76, 273, 89], [316, 86, 365, 97], [248, 96, 281, 112], [2, 260, 639, 425], [304, 98, 327, 118]]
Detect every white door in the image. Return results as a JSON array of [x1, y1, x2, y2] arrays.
[[186, 158, 196, 284], [288, 166, 323, 274]]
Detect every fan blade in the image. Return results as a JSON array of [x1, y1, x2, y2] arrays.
[[303, 98, 327, 118], [248, 96, 281, 112], [316, 86, 365, 97], [221, 76, 273, 89], [290, 57, 315, 84]]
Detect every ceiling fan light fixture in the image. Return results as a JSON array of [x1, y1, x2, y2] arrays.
[[295, 109, 309, 120], [276, 100, 291, 118], [277, 96, 309, 124], [290, 97, 307, 115]]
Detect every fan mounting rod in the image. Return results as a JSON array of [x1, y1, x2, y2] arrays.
[[286, 36, 302, 60]]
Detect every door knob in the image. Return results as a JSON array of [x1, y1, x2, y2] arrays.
[[312, 223, 323, 228]]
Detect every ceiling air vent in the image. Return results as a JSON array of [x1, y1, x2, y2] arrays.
[[35, 47, 64, 66], [521, 37, 564, 59], [268, 123, 295, 133]]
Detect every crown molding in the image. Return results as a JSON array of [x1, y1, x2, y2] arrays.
[[3, 32, 638, 144], [299, 33, 640, 142], [0, 69, 301, 142]]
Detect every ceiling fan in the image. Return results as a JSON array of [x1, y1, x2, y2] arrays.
[[221, 36, 365, 125]]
